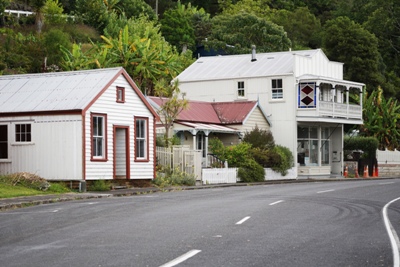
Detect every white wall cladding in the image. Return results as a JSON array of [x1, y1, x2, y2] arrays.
[[84, 75, 155, 180], [0, 115, 83, 180], [294, 52, 343, 79]]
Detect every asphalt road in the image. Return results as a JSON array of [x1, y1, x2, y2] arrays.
[[1, 179, 400, 267]]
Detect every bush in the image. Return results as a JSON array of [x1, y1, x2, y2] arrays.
[[3, 172, 50, 191], [153, 167, 196, 188], [270, 145, 294, 176], [243, 125, 275, 150], [238, 159, 265, 183], [88, 180, 111, 191], [209, 138, 252, 167]]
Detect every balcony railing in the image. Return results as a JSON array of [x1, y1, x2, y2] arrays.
[[319, 101, 362, 119]]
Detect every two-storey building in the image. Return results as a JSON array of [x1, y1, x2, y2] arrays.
[[175, 49, 364, 178]]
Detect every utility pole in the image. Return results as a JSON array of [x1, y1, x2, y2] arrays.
[[155, 0, 158, 17]]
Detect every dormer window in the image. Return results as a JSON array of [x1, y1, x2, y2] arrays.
[[237, 81, 245, 97], [116, 86, 125, 103]]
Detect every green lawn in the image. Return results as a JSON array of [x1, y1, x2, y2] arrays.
[[0, 175, 73, 199]]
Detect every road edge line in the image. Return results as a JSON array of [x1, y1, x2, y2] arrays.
[[382, 197, 400, 267]]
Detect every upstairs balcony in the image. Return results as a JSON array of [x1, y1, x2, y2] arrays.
[[296, 78, 364, 124]]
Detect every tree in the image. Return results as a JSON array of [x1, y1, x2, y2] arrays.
[[208, 12, 291, 54], [160, 1, 195, 52], [30, 0, 46, 34], [43, 0, 65, 25], [269, 7, 322, 49], [154, 79, 188, 147], [322, 16, 384, 92], [364, 0, 400, 92], [360, 86, 400, 150], [61, 17, 195, 95], [218, 0, 271, 18], [0, 0, 11, 26]]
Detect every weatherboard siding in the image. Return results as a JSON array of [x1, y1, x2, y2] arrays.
[[84, 75, 155, 180], [0, 115, 83, 180]]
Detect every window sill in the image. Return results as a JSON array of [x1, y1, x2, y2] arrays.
[[11, 142, 35, 146], [134, 158, 149, 163], [269, 99, 285, 103], [0, 159, 12, 163]]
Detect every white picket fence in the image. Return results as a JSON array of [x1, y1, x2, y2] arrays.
[[156, 146, 202, 180], [202, 168, 237, 184]]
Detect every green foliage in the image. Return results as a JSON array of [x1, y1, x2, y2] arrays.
[[47, 182, 71, 193], [360, 86, 400, 150], [270, 145, 294, 176], [208, 11, 291, 54], [153, 167, 196, 188], [0, 172, 50, 191], [43, 0, 65, 25], [344, 136, 379, 159], [237, 158, 265, 183], [322, 16, 384, 90], [208, 138, 252, 167], [269, 7, 322, 49], [43, 28, 71, 67], [88, 180, 111, 191], [243, 125, 274, 150], [160, 1, 196, 52]]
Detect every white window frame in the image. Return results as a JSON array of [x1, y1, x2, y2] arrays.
[[272, 79, 283, 99], [135, 117, 148, 161], [237, 81, 245, 98], [15, 123, 32, 142], [91, 113, 107, 160]]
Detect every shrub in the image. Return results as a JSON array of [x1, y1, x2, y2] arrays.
[[88, 180, 111, 191], [153, 167, 196, 188], [238, 159, 265, 183], [249, 147, 269, 167], [243, 125, 275, 150], [4, 172, 50, 191], [209, 138, 252, 167], [270, 145, 294, 176]]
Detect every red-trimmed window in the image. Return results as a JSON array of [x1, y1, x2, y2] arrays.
[[134, 117, 149, 161], [91, 113, 107, 161], [116, 86, 125, 103]]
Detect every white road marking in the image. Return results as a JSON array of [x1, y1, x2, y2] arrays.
[[159, 249, 201, 267], [382, 197, 400, 267], [380, 182, 395, 185], [0, 209, 60, 215], [269, 200, 284, 206], [317, 189, 335, 194], [236, 216, 251, 225]]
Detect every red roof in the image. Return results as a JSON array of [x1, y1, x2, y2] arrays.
[[212, 101, 257, 124], [148, 96, 258, 125]]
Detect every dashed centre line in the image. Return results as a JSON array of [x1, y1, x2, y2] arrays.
[[236, 216, 251, 225], [159, 249, 201, 267], [269, 200, 284, 206], [317, 189, 335, 194]]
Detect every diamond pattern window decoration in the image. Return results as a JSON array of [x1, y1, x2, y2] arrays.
[[298, 83, 316, 108]]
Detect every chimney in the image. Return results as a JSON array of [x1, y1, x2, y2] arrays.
[[251, 45, 257, 62]]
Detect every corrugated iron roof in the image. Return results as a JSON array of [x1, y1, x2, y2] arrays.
[[211, 101, 257, 124], [148, 96, 258, 125], [0, 67, 124, 113], [175, 49, 320, 82], [174, 121, 240, 133]]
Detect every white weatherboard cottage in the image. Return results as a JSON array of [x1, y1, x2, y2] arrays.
[[176, 49, 364, 178], [0, 67, 158, 182]]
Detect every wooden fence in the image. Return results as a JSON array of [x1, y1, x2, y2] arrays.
[[156, 146, 202, 180]]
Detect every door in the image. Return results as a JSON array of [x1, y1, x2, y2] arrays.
[[114, 126, 130, 179]]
